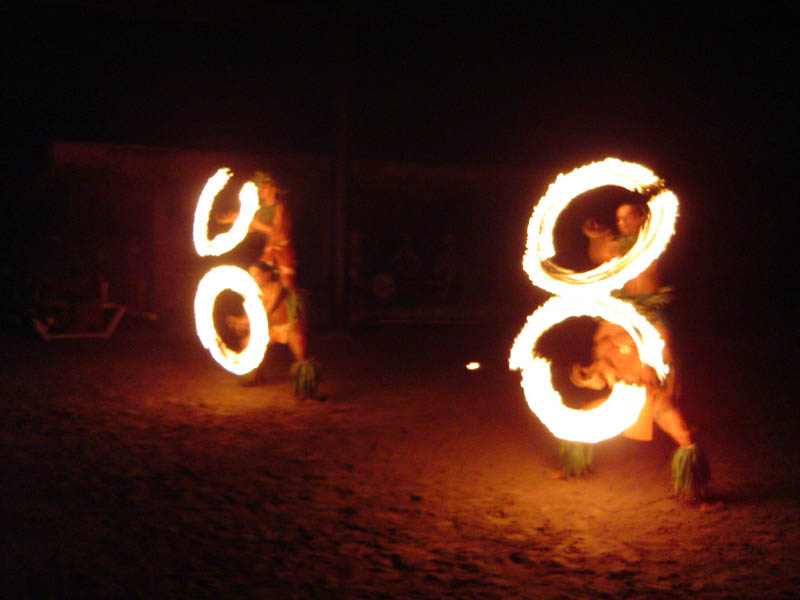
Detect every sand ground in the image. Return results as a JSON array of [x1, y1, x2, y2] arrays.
[[1, 319, 798, 599]]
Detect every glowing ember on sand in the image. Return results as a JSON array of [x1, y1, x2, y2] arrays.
[[193, 168, 259, 257], [195, 266, 269, 375], [509, 158, 677, 443]]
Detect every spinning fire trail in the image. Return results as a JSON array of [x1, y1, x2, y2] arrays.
[[192, 169, 269, 375], [509, 158, 678, 443]]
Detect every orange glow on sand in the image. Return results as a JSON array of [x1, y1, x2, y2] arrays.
[[509, 158, 677, 443]]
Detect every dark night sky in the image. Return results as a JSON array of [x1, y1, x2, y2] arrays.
[[1, 1, 797, 334], [3, 2, 794, 167]]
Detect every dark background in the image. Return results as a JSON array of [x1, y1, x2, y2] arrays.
[[1, 1, 796, 341], [2, 6, 799, 596]]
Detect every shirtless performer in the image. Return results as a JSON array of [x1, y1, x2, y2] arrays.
[[219, 171, 319, 397], [568, 203, 710, 501]]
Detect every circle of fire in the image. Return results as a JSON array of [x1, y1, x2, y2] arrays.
[[509, 158, 677, 443], [509, 296, 665, 443], [193, 168, 259, 257], [524, 158, 677, 297], [194, 265, 269, 375]]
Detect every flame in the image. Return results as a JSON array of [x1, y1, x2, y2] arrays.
[[523, 158, 678, 297], [193, 168, 260, 257], [509, 158, 677, 443], [466, 362, 481, 370], [509, 296, 665, 442], [194, 265, 269, 375]]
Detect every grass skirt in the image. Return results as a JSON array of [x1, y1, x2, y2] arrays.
[[558, 440, 594, 478], [291, 359, 320, 398], [671, 444, 710, 501]]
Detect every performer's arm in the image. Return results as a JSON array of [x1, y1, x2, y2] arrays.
[[217, 209, 278, 238], [582, 218, 611, 239], [248, 217, 275, 236], [267, 203, 289, 245], [264, 285, 287, 319], [249, 204, 289, 239], [582, 219, 621, 264], [216, 209, 239, 224]]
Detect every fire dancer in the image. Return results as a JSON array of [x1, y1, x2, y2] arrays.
[[218, 171, 319, 397], [568, 202, 710, 501]]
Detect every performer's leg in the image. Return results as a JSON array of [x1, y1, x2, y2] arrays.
[[274, 246, 297, 291], [282, 286, 319, 399], [652, 371, 691, 447], [653, 384, 710, 500], [287, 328, 307, 363], [655, 408, 692, 447], [225, 314, 251, 350]]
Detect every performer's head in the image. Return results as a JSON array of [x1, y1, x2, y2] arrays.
[[252, 171, 280, 204], [615, 203, 648, 236]]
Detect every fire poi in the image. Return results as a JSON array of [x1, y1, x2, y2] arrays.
[[193, 168, 259, 257], [509, 158, 710, 500], [192, 168, 319, 397], [194, 265, 269, 376]]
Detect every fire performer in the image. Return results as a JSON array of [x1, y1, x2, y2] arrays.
[[218, 171, 319, 397], [567, 202, 710, 501]]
